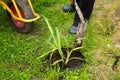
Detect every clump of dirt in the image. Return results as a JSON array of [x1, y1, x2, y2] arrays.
[[47, 47, 84, 69]]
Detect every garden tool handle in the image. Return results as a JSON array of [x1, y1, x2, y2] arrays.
[[74, 0, 87, 47]]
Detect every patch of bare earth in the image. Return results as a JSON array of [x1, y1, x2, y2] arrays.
[[111, 2, 120, 49], [88, 0, 120, 79]]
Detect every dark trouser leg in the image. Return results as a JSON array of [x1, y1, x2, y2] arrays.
[[73, 0, 95, 26], [69, 0, 95, 34]]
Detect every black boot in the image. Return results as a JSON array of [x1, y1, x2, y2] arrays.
[[68, 25, 78, 34], [62, 4, 75, 12], [68, 21, 79, 34]]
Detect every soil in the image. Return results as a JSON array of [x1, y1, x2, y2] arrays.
[[47, 47, 84, 69], [87, 0, 120, 79]]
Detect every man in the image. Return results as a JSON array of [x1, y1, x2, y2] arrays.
[[63, 0, 95, 34]]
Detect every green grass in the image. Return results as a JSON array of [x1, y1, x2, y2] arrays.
[[0, 0, 120, 80]]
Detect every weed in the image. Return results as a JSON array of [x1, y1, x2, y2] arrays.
[[39, 15, 83, 67]]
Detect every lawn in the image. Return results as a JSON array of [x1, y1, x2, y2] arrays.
[[0, 0, 120, 80]]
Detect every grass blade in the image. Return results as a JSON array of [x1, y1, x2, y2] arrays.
[[52, 59, 63, 66]]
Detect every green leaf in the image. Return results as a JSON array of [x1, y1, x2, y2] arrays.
[[48, 41, 56, 49], [70, 46, 84, 53], [65, 57, 83, 64], [52, 59, 63, 66], [37, 52, 49, 59], [41, 15, 54, 34], [42, 15, 57, 46], [56, 27, 61, 49], [37, 49, 56, 59], [62, 36, 69, 48]]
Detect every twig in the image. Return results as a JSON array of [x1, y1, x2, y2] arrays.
[[112, 56, 120, 71]]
